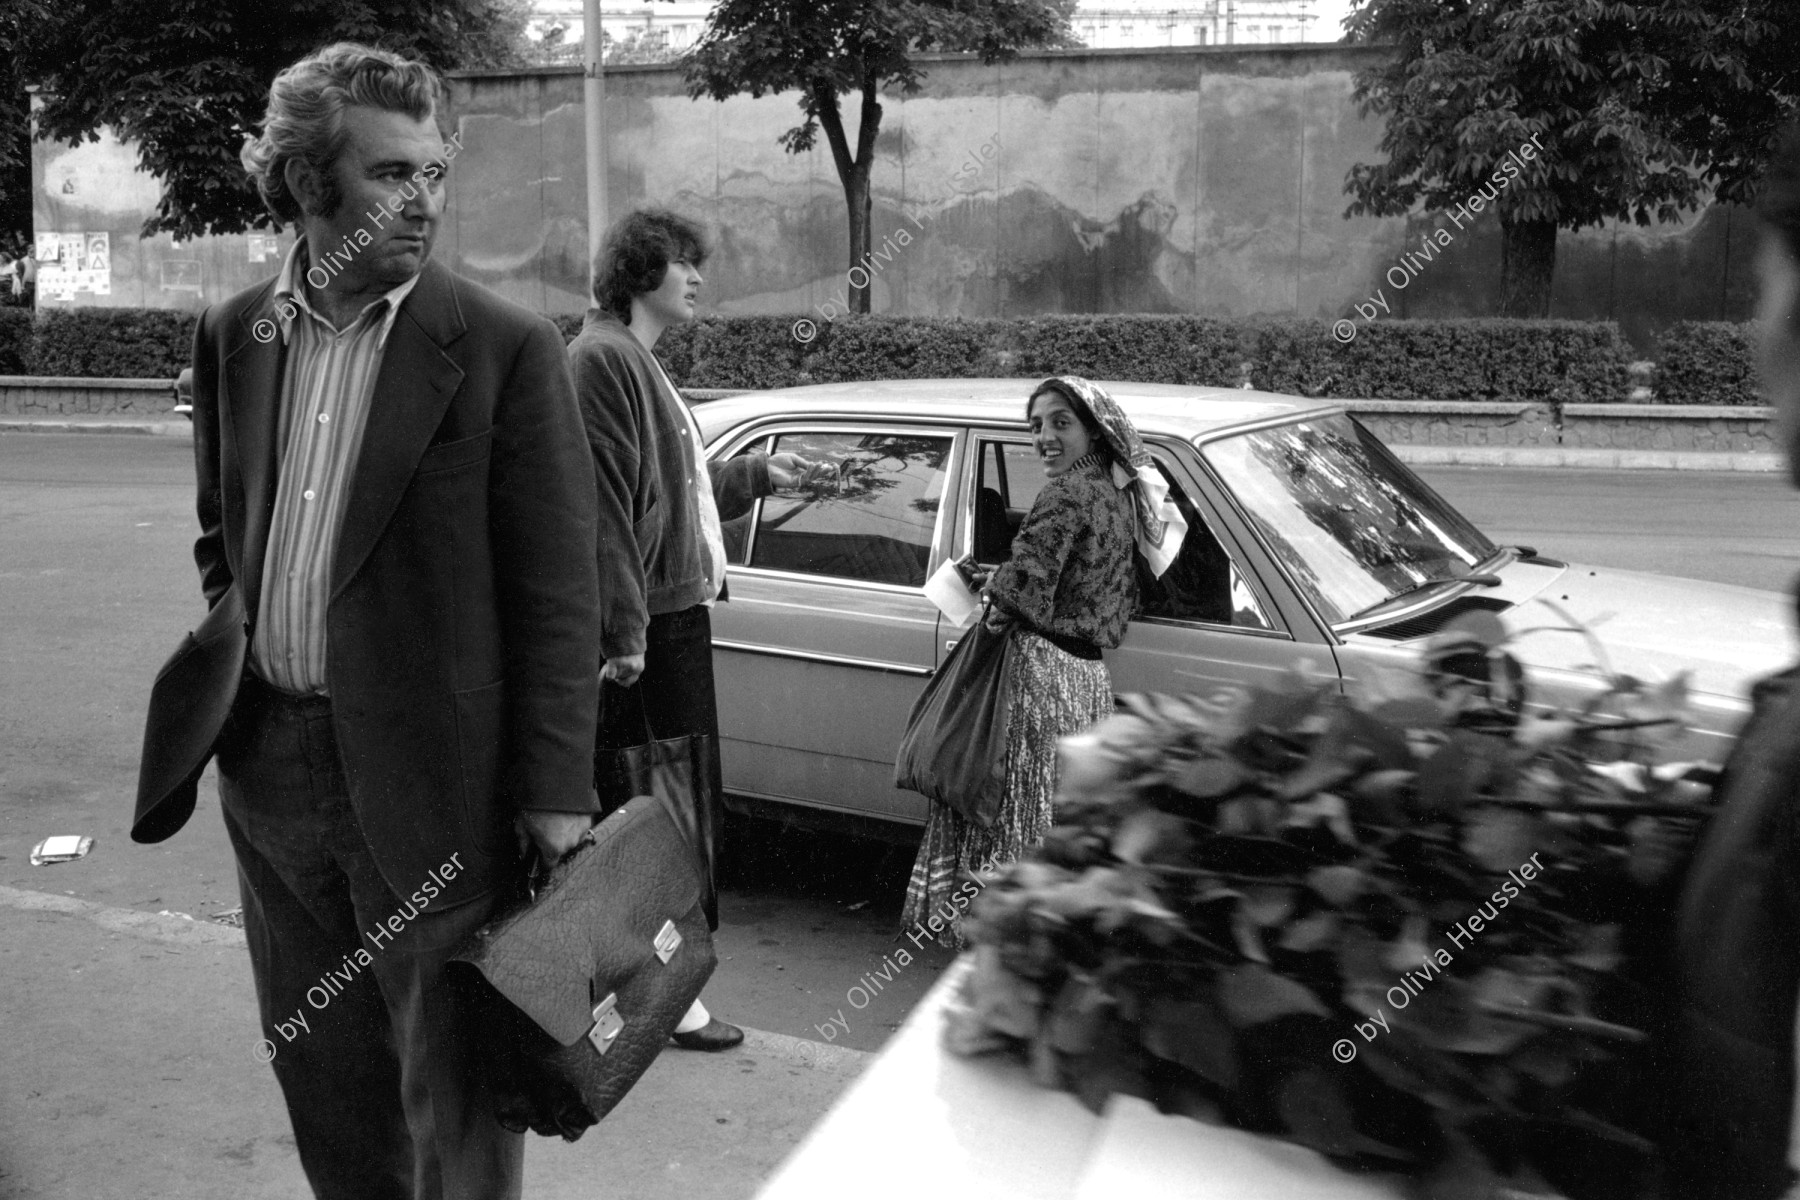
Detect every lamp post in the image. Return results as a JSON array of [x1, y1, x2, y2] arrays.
[[584, 0, 607, 290]]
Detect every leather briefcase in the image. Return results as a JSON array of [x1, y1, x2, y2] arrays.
[[452, 787, 717, 1140]]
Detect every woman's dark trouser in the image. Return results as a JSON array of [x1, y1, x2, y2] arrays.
[[596, 603, 724, 929]]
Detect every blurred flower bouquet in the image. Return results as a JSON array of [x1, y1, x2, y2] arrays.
[[944, 608, 1718, 1200]]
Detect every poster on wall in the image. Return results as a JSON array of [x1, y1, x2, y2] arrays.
[[34, 231, 114, 300]]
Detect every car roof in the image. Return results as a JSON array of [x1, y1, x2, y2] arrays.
[[692, 378, 1337, 445]]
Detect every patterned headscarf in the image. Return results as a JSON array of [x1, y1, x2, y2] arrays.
[[1029, 376, 1186, 576]]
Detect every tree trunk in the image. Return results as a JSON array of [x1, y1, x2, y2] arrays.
[[1499, 217, 1556, 318], [844, 168, 872, 314], [814, 73, 882, 315]]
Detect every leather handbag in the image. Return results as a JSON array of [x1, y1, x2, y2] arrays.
[[596, 730, 722, 931], [893, 607, 1017, 828], [452, 783, 717, 1141]]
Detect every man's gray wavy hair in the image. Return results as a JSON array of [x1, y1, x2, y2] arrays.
[[240, 42, 444, 224]]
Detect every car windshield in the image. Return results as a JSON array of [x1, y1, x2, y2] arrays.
[[1201, 414, 1497, 626]]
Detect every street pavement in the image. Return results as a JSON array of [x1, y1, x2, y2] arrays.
[[0, 882, 869, 1200]]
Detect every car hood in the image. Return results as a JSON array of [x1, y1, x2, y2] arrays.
[[1498, 560, 1795, 703]]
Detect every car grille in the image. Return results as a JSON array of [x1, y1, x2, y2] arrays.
[[1359, 595, 1513, 642]]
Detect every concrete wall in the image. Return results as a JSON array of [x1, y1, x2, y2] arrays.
[[30, 118, 296, 311], [31, 45, 1756, 351]]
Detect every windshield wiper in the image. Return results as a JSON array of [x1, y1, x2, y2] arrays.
[[1347, 573, 1502, 622]]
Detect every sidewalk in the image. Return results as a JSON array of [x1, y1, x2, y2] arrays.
[[0, 884, 867, 1200], [0, 411, 1780, 470]]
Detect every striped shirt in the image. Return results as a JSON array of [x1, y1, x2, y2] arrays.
[[250, 241, 421, 695]]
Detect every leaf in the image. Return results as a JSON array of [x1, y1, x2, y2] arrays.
[[1415, 729, 1498, 815], [1349, 769, 1415, 823], [1462, 806, 1538, 873], [1046, 976, 1110, 1055], [1276, 1067, 1413, 1161], [1240, 885, 1297, 927], [1566, 924, 1624, 973], [1515, 713, 1578, 750], [1308, 863, 1370, 907], [1587, 760, 1648, 793], [969, 945, 1044, 1039], [1217, 963, 1330, 1026], [1141, 996, 1239, 1087], [1231, 909, 1271, 963], [1383, 915, 1433, 973], [1278, 910, 1342, 953], [1286, 792, 1358, 845], [1172, 754, 1249, 799], [1111, 809, 1190, 865]]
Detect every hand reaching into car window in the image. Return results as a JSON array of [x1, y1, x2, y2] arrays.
[[766, 453, 836, 491]]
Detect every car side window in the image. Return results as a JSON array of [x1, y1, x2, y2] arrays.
[[973, 440, 1046, 565], [740, 431, 952, 587], [972, 439, 1271, 630], [1138, 463, 1275, 631]]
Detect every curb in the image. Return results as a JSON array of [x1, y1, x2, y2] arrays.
[[0, 881, 869, 1072], [0, 417, 191, 437], [1389, 444, 1782, 472]]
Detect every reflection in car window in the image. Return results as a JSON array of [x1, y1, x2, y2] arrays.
[[746, 431, 951, 587], [1202, 415, 1496, 626], [1136, 464, 1274, 631]]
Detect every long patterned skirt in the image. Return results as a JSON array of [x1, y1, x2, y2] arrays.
[[901, 631, 1112, 949]]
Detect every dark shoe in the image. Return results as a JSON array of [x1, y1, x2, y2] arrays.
[[669, 1017, 744, 1052]]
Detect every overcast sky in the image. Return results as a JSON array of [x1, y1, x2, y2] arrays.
[[1314, 0, 1355, 42]]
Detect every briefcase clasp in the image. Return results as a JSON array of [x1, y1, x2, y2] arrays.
[[653, 919, 682, 964], [587, 993, 624, 1055]]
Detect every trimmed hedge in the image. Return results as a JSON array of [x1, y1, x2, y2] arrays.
[[808, 315, 1011, 382], [1012, 314, 1246, 387], [32, 309, 196, 378], [7, 308, 1757, 413], [1253, 319, 1631, 405], [0, 308, 32, 374], [1655, 321, 1759, 405]]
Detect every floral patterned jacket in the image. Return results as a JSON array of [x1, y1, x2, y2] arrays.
[[986, 452, 1137, 650]]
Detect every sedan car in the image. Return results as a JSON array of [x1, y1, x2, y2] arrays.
[[696, 379, 1793, 833]]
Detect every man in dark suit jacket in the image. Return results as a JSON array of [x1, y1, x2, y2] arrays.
[[133, 43, 605, 1200]]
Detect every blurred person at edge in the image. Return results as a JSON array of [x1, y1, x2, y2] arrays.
[[568, 208, 822, 1052], [131, 42, 606, 1200], [1669, 120, 1800, 1200], [902, 376, 1144, 949]]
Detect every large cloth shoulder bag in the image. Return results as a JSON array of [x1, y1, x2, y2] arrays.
[[451, 781, 717, 1141], [893, 608, 1017, 828]]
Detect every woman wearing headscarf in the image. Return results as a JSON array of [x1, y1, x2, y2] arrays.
[[901, 376, 1180, 948]]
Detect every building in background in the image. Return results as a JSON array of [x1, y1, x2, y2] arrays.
[[524, 1, 713, 60], [1072, 1, 1322, 47], [520, 1, 1327, 55]]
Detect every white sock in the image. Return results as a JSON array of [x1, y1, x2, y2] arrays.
[[675, 998, 710, 1034]]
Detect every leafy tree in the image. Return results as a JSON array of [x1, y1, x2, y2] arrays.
[[1343, 0, 1798, 318], [21, 0, 530, 240], [683, 0, 1078, 314], [0, 0, 51, 246]]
